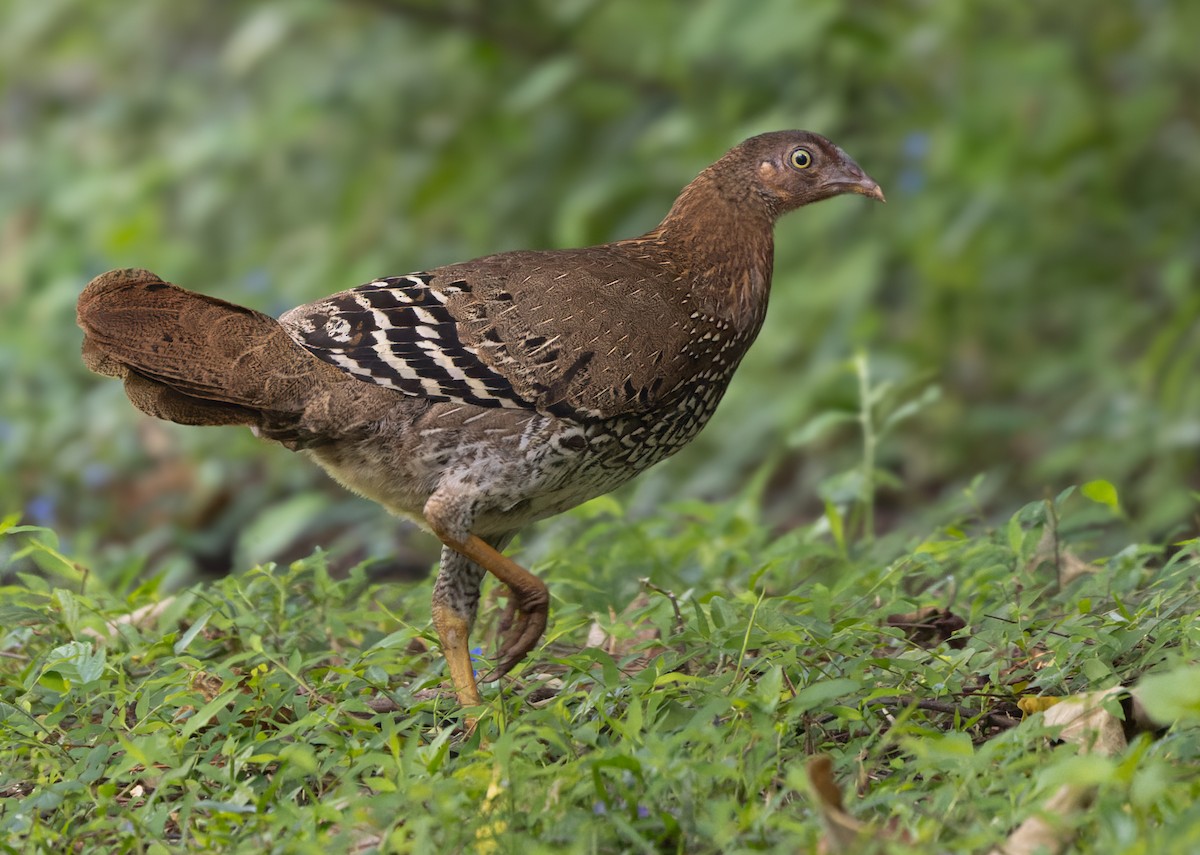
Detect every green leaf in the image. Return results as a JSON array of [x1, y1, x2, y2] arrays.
[[39, 641, 106, 691], [174, 610, 213, 655], [54, 589, 80, 632], [822, 500, 846, 556], [1081, 479, 1121, 513], [756, 664, 784, 711], [180, 688, 241, 739], [419, 726, 456, 774], [575, 494, 624, 520], [38, 670, 69, 693], [280, 743, 319, 775], [11, 533, 82, 582], [1039, 754, 1117, 790], [0, 603, 50, 626], [788, 410, 857, 447], [235, 494, 330, 569], [1082, 657, 1114, 683], [790, 678, 861, 714], [79, 744, 114, 784], [879, 384, 942, 435], [1136, 667, 1200, 723], [1006, 513, 1024, 558]]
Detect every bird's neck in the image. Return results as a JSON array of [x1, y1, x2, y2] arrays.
[[637, 168, 777, 331]]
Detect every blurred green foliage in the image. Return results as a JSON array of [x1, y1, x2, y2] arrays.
[[2, 0, 1198, 582], [4, 488, 1200, 851]]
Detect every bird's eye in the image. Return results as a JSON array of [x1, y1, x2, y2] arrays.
[[789, 148, 813, 170]]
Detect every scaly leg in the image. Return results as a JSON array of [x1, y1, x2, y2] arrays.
[[430, 543, 489, 706], [450, 533, 549, 680], [424, 497, 548, 701]]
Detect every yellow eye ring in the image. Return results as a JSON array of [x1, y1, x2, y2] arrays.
[[789, 148, 812, 170]]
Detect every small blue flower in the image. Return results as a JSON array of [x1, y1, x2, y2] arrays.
[[25, 495, 56, 526]]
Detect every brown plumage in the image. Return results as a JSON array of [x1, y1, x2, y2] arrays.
[[77, 130, 883, 706]]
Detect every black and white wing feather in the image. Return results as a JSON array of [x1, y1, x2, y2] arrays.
[[281, 275, 536, 411], [282, 248, 725, 422]]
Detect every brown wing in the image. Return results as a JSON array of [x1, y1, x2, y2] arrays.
[[282, 247, 718, 421], [439, 247, 705, 419]]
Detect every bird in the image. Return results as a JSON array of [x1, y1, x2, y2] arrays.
[[77, 130, 884, 707]]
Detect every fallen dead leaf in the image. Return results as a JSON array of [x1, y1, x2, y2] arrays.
[[584, 592, 667, 662], [886, 606, 966, 649], [189, 669, 226, 703], [1041, 686, 1128, 756], [989, 783, 1093, 855], [80, 597, 177, 643], [807, 755, 874, 854], [1026, 527, 1095, 586], [806, 755, 911, 854], [991, 685, 1170, 855]]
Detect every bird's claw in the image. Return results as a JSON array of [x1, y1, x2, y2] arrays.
[[482, 584, 548, 681]]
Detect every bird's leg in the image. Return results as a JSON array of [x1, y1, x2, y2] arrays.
[[449, 533, 549, 680], [430, 545, 488, 706], [424, 493, 548, 689]]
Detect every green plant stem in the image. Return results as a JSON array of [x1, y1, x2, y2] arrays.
[[855, 351, 876, 544]]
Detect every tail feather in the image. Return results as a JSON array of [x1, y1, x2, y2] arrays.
[[77, 268, 350, 442]]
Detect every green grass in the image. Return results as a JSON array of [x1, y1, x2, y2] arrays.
[[5, 4, 1200, 851], [3, 485, 1199, 853]]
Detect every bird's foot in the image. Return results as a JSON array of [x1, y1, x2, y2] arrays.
[[484, 582, 549, 680]]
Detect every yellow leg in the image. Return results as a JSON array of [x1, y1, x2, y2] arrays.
[[429, 527, 550, 681], [431, 601, 483, 706]]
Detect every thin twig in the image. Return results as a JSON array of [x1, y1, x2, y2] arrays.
[[639, 577, 684, 636], [854, 352, 877, 544], [868, 695, 1020, 730]]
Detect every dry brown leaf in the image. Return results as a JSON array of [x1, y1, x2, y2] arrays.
[[1041, 686, 1128, 756], [991, 686, 1157, 855], [885, 606, 966, 649], [584, 592, 666, 661], [189, 669, 225, 703], [806, 755, 911, 854], [1032, 685, 1169, 745], [989, 784, 1094, 855], [80, 596, 177, 643], [584, 606, 619, 650], [807, 755, 872, 854], [1026, 528, 1095, 585]]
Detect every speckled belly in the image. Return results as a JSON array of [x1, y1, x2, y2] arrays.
[[302, 379, 727, 536]]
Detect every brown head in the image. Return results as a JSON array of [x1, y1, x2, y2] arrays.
[[724, 130, 885, 217], [654, 130, 884, 240], [642, 130, 884, 322]]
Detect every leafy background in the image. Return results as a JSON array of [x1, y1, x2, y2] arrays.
[[3, 1, 1199, 591], [4, 3, 1200, 852]]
